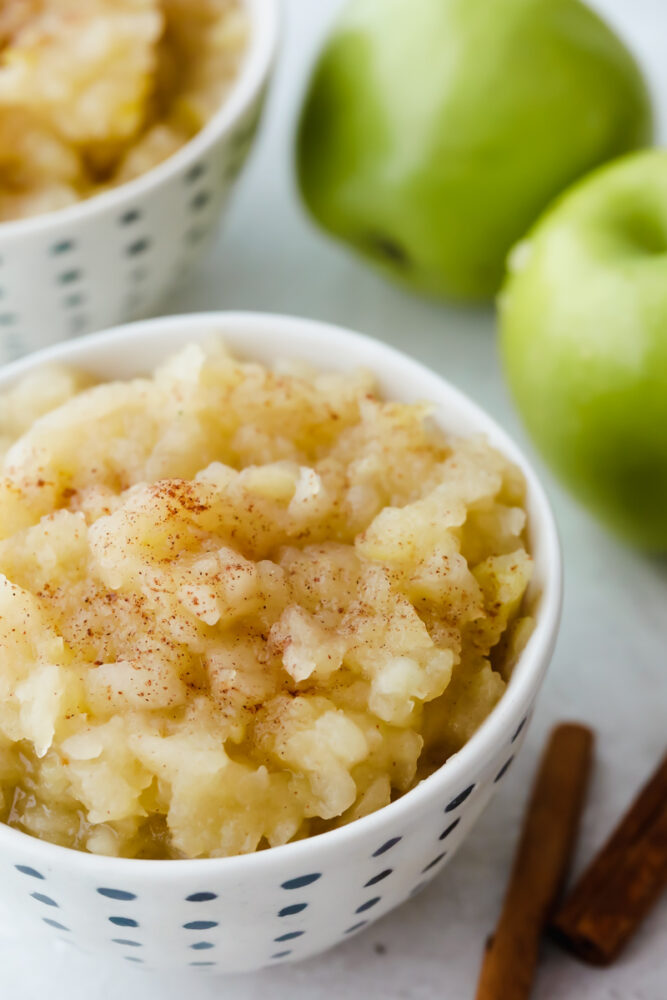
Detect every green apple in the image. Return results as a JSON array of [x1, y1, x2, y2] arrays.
[[296, 0, 652, 302], [500, 149, 667, 550]]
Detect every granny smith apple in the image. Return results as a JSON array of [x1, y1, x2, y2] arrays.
[[297, 0, 652, 302], [500, 149, 667, 550]]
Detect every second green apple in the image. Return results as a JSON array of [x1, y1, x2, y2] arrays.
[[297, 0, 652, 301]]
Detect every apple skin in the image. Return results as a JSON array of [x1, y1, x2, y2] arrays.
[[296, 0, 652, 302], [500, 149, 667, 550]]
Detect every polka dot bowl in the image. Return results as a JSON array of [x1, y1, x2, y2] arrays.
[[0, 312, 562, 974], [0, 0, 279, 365]]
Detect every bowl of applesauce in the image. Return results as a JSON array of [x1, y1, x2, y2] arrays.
[[0, 312, 561, 973], [0, 0, 279, 362]]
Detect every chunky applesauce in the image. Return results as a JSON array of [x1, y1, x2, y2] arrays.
[[0, 340, 532, 858], [0, 0, 247, 222]]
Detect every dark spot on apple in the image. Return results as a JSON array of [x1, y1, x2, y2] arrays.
[[619, 211, 667, 255], [367, 234, 410, 268]]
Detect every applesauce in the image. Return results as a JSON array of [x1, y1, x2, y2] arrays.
[[0, 0, 248, 222], [0, 340, 532, 858]]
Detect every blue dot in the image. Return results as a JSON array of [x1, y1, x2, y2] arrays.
[[112, 939, 141, 947], [281, 873, 321, 890], [271, 951, 292, 959], [344, 921, 368, 935], [119, 209, 141, 225], [185, 163, 206, 184], [43, 918, 69, 931], [445, 784, 475, 812], [125, 956, 143, 963], [97, 888, 136, 901], [15, 865, 45, 879], [31, 892, 58, 907], [512, 718, 527, 742], [58, 270, 82, 285], [274, 931, 304, 942], [63, 293, 85, 309], [190, 191, 212, 212], [439, 818, 460, 841], [186, 892, 217, 902], [183, 920, 218, 930], [126, 238, 151, 256], [364, 869, 392, 887], [355, 897, 381, 914], [278, 903, 307, 917], [190, 961, 216, 967], [109, 917, 139, 928], [495, 756, 515, 782], [190, 942, 214, 951], [51, 240, 74, 255], [372, 837, 401, 857], [422, 853, 446, 873]]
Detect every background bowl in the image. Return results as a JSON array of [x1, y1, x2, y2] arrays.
[[0, 312, 562, 974], [0, 0, 279, 365]]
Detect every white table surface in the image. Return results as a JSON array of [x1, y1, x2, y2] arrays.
[[2, 1, 666, 997]]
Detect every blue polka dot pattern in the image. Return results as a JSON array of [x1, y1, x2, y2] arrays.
[[31, 892, 58, 907], [126, 238, 151, 257], [43, 918, 69, 931], [185, 163, 207, 184], [372, 836, 401, 857], [112, 939, 141, 947], [109, 917, 139, 928], [190, 942, 214, 951], [58, 269, 82, 285], [364, 869, 392, 888], [51, 240, 74, 255], [271, 951, 291, 959], [445, 784, 475, 812], [421, 853, 446, 874], [281, 874, 321, 890], [274, 931, 304, 942], [186, 892, 217, 902], [184, 920, 218, 931], [355, 897, 381, 914], [15, 865, 44, 879], [190, 191, 212, 211], [278, 903, 307, 917], [344, 921, 368, 935], [495, 756, 515, 782], [63, 292, 85, 309], [190, 961, 216, 967], [120, 209, 141, 225], [97, 888, 137, 901], [439, 818, 460, 841], [512, 717, 527, 742]]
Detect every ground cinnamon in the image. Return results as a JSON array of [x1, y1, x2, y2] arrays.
[[475, 722, 594, 1000], [550, 751, 667, 966]]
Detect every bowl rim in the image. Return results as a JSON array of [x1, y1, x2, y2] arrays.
[[0, 311, 562, 875], [0, 0, 280, 240]]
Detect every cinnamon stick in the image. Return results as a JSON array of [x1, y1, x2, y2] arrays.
[[550, 751, 667, 966], [475, 723, 594, 1000]]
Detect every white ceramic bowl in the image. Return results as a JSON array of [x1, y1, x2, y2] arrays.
[[0, 312, 562, 974], [0, 1, 279, 364]]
